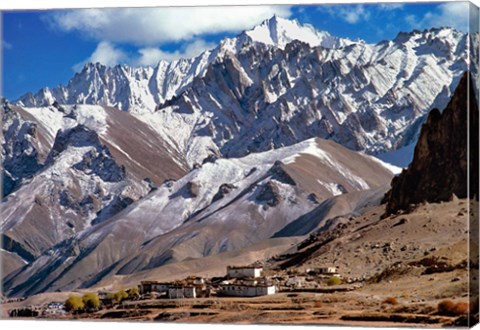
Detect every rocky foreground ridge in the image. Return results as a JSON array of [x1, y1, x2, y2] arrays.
[[384, 72, 479, 215]]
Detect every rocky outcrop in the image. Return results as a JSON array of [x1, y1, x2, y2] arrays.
[[2, 104, 44, 195], [185, 181, 200, 198], [92, 195, 134, 225], [45, 125, 102, 164], [73, 148, 126, 183], [212, 183, 236, 203], [268, 161, 297, 186], [384, 72, 479, 215], [256, 180, 281, 207]]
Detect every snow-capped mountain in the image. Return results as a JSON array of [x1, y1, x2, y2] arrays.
[[17, 16, 355, 113], [135, 27, 467, 165], [1, 15, 473, 297], [1, 102, 188, 259], [4, 137, 397, 296], [16, 17, 468, 167], [243, 15, 356, 49]]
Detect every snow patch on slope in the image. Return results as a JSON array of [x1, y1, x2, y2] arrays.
[[21, 105, 108, 142], [317, 180, 344, 196], [375, 142, 416, 169], [284, 139, 372, 190]]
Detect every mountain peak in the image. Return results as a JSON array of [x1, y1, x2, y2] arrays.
[[245, 15, 356, 50], [393, 26, 462, 44], [81, 62, 105, 72], [260, 14, 292, 27]]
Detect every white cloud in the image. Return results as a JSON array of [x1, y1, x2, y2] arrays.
[[2, 40, 12, 49], [73, 38, 216, 70], [47, 6, 292, 45], [406, 2, 470, 32], [405, 14, 417, 27], [318, 5, 371, 24], [73, 41, 127, 71], [316, 3, 405, 26], [343, 5, 371, 24], [342, 3, 405, 24], [135, 48, 166, 66], [378, 3, 404, 11], [136, 39, 216, 65], [89, 41, 127, 65]]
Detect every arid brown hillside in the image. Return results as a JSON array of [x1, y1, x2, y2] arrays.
[[384, 72, 479, 215]]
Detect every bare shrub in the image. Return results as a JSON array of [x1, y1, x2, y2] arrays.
[[314, 301, 323, 308], [438, 300, 469, 316], [438, 300, 456, 315], [453, 302, 470, 315], [382, 297, 398, 305]]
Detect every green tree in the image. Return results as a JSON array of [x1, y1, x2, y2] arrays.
[[106, 292, 116, 301], [127, 286, 139, 299], [105, 289, 130, 304], [106, 289, 129, 303], [82, 292, 100, 310], [114, 290, 129, 302], [326, 276, 342, 286], [65, 295, 85, 312]]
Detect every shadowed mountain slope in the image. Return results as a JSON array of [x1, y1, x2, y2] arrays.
[[383, 72, 479, 215]]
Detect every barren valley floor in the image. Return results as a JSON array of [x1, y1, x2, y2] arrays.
[[2, 198, 477, 327]]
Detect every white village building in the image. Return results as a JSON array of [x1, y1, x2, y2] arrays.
[[227, 266, 263, 279], [220, 284, 276, 297], [318, 267, 337, 275], [168, 286, 196, 299], [140, 281, 171, 294]]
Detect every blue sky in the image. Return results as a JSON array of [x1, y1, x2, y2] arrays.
[[1, 2, 475, 100]]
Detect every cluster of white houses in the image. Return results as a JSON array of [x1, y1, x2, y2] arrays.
[[221, 266, 276, 297], [42, 302, 67, 317], [139, 265, 340, 299], [140, 265, 276, 298], [140, 277, 204, 299], [8, 265, 341, 317], [6, 263, 342, 319]]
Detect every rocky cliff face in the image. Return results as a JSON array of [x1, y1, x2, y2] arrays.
[[384, 72, 479, 215], [1, 103, 52, 195]]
